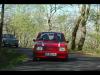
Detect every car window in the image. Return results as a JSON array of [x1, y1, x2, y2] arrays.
[[48, 33, 54, 40], [38, 34, 49, 40], [37, 33, 65, 42], [56, 33, 64, 42], [3, 34, 15, 38]]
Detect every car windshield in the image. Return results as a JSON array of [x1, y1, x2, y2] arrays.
[[2, 34, 15, 38], [37, 33, 65, 42]]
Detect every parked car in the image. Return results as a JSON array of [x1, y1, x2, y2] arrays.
[[2, 34, 19, 47], [32, 32, 69, 61]]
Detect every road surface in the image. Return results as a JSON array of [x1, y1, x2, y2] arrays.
[[2, 48, 100, 71]]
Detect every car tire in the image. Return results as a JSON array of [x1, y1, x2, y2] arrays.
[[32, 53, 37, 61], [61, 57, 69, 62], [33, 56, 37, 61], [33, 57, 41, 61], [15, 45, 18, 48], [2, 43, 5, 47], [32, 54, 41, 61]]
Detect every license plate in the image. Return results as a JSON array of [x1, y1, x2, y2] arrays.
[[45, 53, 57, 56]]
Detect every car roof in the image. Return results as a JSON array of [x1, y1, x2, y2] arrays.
[[2, 34, 13, 35], [39, 32, 63, 34]]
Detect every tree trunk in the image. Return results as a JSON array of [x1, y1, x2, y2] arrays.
[[71, 16, 82, 50], [77, 25, 86, 50], [95, 5, 100, 48], [71, 5, 90, 51], [71, 5, 85, 50], [48, 19, 52, 31], [0, 4, 4, 48], [48, 4, 57, 31], [77, 5, 90, 50]]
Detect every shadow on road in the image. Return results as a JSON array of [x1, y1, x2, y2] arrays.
[[16, 47, 100, 63]]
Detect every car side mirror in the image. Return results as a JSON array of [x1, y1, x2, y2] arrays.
[[33, 39, 36, 42]]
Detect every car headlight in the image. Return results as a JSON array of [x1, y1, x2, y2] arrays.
[[59, 47, 66, 51], [36, 46, 43, 51]]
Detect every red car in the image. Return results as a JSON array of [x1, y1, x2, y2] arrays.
[[32, 32, 69, 61]]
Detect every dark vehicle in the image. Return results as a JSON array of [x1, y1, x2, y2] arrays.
[[2, 34, 19, 47], [33, 32, 69, 61]]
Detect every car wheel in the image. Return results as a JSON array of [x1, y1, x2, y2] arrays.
[[33, 54, 40, 61], [2, 43, 5, 47], [32, 53, 37, 61], [33, 57, 41, 61], [61, 57, 69, 62], [8, 45, 11, 48], [33, 55, 37, 61], [15, 45, 18, 48]]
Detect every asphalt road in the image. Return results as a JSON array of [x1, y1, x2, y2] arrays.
[[2, 48, 100, 71]]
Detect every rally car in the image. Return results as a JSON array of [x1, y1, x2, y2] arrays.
[[32, 32, 69, 61]]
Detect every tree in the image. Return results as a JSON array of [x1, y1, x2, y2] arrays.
[[46, 4, 66, 31], [77, 5, 91, 50], [89, 5, 100, 48], [6, 5, 47, 48], [71, 4, 90, 50], [0, 4, 4, 48], [46, 4, 57, 31], [71, 4, 83, 50]]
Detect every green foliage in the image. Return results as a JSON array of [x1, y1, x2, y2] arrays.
[[82, 32, 100, 56], [6, 5, 46, 48], [0, 48, 28, 69], [2, 4, 100, 55]]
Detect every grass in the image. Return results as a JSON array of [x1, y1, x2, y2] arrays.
[[81, 49, 100, 57], [0, 48, 28, 69], [69, 48, 100, 57]]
